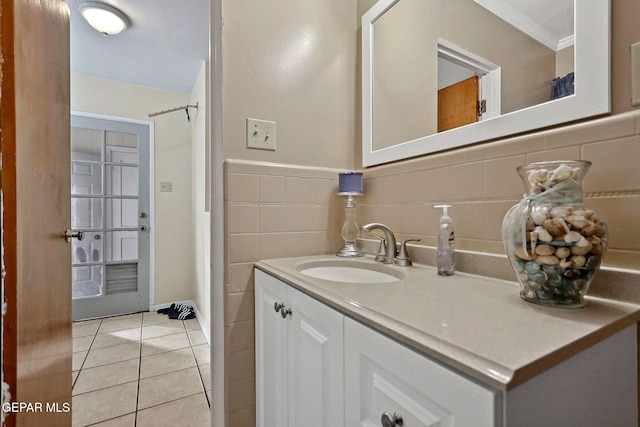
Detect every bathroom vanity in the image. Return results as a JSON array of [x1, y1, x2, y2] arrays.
[[254, 255, 639, 427]]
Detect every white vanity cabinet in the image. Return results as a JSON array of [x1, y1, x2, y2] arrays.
[[254, 269, 344, 427], [344, 318, 499, 427]]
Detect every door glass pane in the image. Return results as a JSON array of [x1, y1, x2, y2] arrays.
[[105, 231, 138, 262], [72, 265, 103, 298], [106, 132, 138, 162], [105, 199, 138, 228], [71, 127, 102, 161], [72, 232, 103, 264], [72, 162, 103, 195], [71, 198, 103, 229], [106, 165, 139, 196]]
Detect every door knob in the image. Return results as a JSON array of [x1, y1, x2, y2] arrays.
[[381, 412, 403, 427], [65, 230, 84, 243], [139, 225, 149, 232]]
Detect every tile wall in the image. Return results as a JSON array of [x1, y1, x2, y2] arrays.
[[224, 160, 343, 426], [223, 110, 640, 426]]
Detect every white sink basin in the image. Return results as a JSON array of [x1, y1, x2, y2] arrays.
[[299, 265, 401, 284]]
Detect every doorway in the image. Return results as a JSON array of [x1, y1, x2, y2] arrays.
[[70, 113, 152, 320]]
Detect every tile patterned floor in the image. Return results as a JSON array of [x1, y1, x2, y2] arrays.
[[72, 311, 211, 427]]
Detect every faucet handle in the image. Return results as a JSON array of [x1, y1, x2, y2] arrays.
[[370, 234, 387, 262], [394, 239, 421, 266]]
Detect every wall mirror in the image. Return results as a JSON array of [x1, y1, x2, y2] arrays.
[[362, 0, 610, 167]]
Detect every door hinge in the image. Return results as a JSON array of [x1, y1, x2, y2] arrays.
[[477, 99, 487, 116]]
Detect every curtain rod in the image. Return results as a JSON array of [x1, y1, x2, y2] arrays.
[[148, 103, 198, 122]]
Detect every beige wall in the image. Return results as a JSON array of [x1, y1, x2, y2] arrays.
[[191, 62, 212, 337], [221, 0, 357, 169], [71, 74, 195, 307], [219, 0, 640, 426]]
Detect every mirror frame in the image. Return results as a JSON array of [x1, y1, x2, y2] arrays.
[[362, 0, 610, 167]]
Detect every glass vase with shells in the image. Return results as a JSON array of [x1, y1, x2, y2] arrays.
[[502, 161, 608, 308]]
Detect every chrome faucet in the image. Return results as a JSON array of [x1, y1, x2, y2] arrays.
[[361, 223, 397, 264]]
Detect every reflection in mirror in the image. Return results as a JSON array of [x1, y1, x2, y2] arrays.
[[363, 0, 609, 167]]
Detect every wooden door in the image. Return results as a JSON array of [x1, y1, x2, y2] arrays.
[[437, 76, 478, 133], [1, 0, 72, 425]]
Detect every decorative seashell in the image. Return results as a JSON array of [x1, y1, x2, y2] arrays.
[[570, 255, 586, 268], [533, 226, 553, 242], [570, 241, 593, 255], [550, 164, 575, 183], [564, 231, 583, 243], [581, 222, 604, 237], [515, 248, 536, 261], [543, 219, 567, 237], [555, 247, 570, 259], [529, 231, 538, 255], [559, 258, 572, 268], [534, 244, 555, 256], [528, 169, 549, 185], [536, 255, 560, 265], [588, 236, 604, 255], [530, 211, 548, 226], [566, 215, 591, 229], [550, 206, 571, 218]]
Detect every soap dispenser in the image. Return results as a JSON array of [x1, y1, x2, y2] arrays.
[[434, 205, 455, 276]]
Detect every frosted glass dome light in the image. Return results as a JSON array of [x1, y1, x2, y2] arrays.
[[78, 2, 130, 36]]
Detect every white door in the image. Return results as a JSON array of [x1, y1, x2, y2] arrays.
[[70, 114, 151, 320]]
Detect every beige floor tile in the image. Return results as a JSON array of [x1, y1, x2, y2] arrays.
[[98, 316, 142, 334], [187, 330, 207, 346], [101, 312, 143, 322], [142, 323, 185, 340], [198, 363, 211, 391], [73, 358, 140, 396], [142, 332, 191, 357], [92, 328, 142, 349], [192, 344, 210, 366], [137, 367, 204, 410], [83, 342, 141, 369], [184, 318, 201, 331], [72, 382, 138, 427], [73, 335, 94, 353], [90, 413, 136, 426], [73, 351, 88, 372], [136, 393, 210, 427], [72, 321, 101, 338], [143, 311, 173, 326], [140, 348, 196, 379]]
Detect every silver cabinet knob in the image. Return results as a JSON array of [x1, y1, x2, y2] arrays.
[[280, 306, 292, 319], [381, 412, 403, 427], [65, 230, 84, 243], [274, 302, 284, 313]]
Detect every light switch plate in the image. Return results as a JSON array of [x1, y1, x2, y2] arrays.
[[246, 118, 276, 151], [631, 42, 640, 106]]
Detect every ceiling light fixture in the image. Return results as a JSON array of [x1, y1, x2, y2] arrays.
[[78, 2, 130, 36]]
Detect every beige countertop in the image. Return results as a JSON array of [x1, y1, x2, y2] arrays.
[[255, 254, 640, 391]]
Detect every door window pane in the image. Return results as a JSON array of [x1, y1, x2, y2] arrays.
[[105, 231, 138, 262], [71, 127, 102, 161], [72, 265, 103, 298], [72, 198, 103, 229], [106, 132, 138, 162], [72, 162, 102, 195], [106, 165, 138, 196], [105, 199, 138, 228], [72, 232, 103, 264]]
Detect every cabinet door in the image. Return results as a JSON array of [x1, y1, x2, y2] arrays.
[[345, 318, 499, 427], [287, 287, 344, 427], [255, 270, 289, 427]]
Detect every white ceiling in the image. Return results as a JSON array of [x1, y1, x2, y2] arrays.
[[67, 0, 209, 94], [474, 0, 574, 51]]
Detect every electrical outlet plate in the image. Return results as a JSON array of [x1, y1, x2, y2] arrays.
[[160, 182, 173, 192], [246, 118, 276, 151]]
